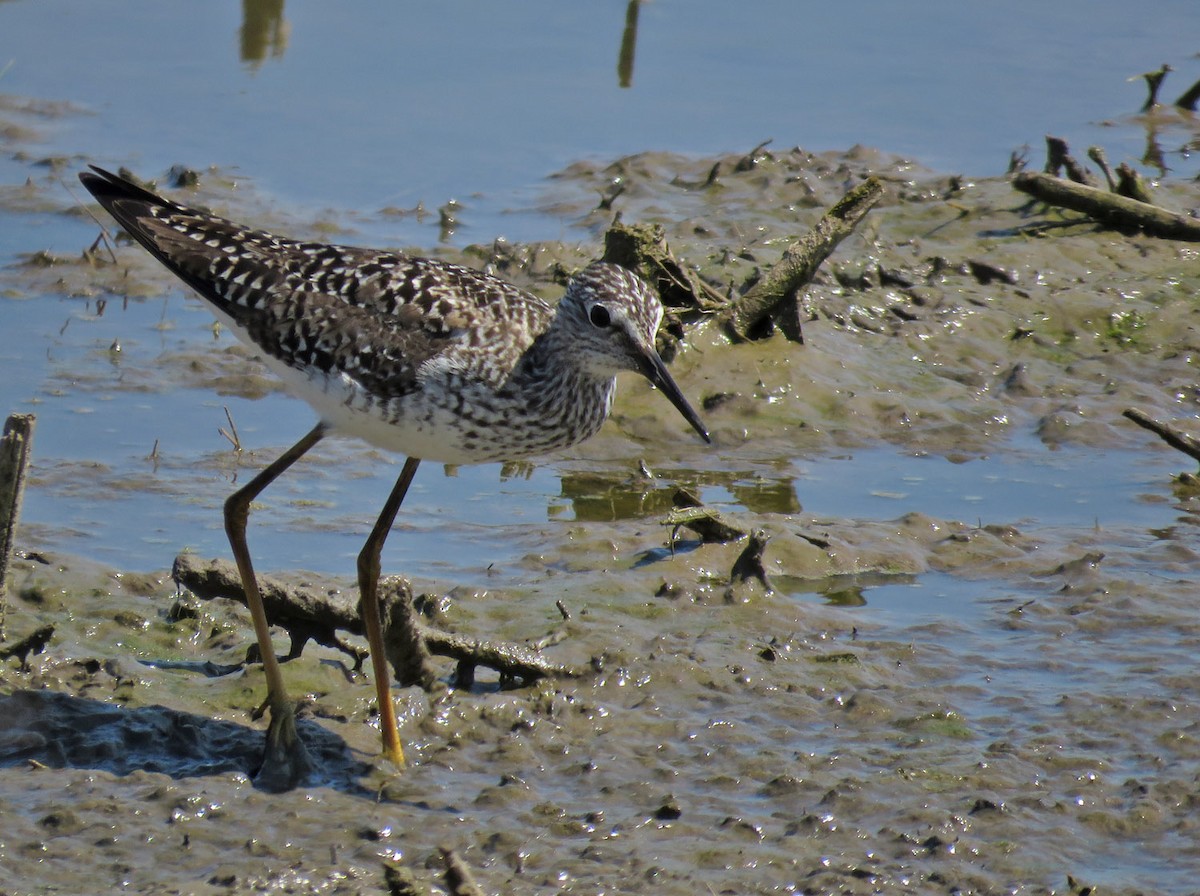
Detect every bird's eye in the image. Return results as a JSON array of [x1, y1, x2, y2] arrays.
[[588, 304, 611, 328]]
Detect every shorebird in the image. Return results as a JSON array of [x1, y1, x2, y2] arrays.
[[79, 166, 709, 788]]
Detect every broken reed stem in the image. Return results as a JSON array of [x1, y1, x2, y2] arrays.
[[721, 175, 885, 342], [219, 406, 242, 451], [0, 413, 36, 639]]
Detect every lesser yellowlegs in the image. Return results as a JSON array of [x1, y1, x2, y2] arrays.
[[79, 166, 709, 788]]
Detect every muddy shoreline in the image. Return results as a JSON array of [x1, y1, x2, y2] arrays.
[[4, 140, 1200, 893]]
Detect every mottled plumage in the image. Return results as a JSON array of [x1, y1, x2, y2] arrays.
[[79, 167, 706, 461], [78, 165, 708, 786]]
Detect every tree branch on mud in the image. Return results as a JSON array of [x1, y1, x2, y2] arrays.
[[1122, 408, 1200, 467], [719, 175, 885, 342], [1013, 135, 1200, 242], [603, 176, 885, 346], [171, 554, 587, 690], [1013, 171, 1200, 242], [1, 413, 36, 638]]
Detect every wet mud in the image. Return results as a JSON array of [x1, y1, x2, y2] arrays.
[[5, 133, 1200, 893]]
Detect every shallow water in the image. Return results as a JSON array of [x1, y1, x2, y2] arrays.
[[3, 0, 1199, 243], [4, 3, 1200, 894]]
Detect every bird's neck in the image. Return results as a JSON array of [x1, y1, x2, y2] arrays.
[[516, 330, 616, 441]]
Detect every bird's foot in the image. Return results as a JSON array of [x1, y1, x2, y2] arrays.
[[253, 697, 315, 792]]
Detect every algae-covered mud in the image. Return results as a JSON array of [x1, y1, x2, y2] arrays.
[[5, 135, 1200, 894]]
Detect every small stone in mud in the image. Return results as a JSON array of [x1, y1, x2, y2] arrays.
[[654, 580, 693, 601], [117, 572, 163, 596], [358, 824, 394, 841], [17, 584, 47, 605], [383, 861, 426, 896], [0, 623, 53, 670], [111, 610, 150, 630], [701, 391, 737, 412], [654, 798, 682, 821], [39, 808, 83, 834], [166, 597, 201, 622], [718, 816, 764, 840]]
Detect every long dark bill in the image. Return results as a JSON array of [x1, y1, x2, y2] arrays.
[[637, 347, 711, 444]]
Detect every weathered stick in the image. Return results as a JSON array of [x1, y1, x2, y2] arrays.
[[1122, 408, 1200, 466], [1013, 172, 1200, 242], [1, 413, 36, 639], [721, 175, 885, 342], [173, 552, 375, 670]]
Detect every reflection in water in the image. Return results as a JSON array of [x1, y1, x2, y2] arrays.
[[781, 571, 926, 610], [558, 469, 681, 521], [727, 475, 801, 515], [1130, 61, 1200, 176], [240, 0, 288, 69], [1142, 126, 1166, 175], [616, 0, 640, 88], [558, 467, 800, 522]]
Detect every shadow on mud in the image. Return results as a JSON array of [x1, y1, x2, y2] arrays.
[[0, 689, 371, 792]]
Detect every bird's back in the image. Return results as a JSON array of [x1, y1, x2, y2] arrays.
[[79, 167, 584, 461]]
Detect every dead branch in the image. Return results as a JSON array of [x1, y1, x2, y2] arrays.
[[729, 529, 772, 592], [1044, 136, 1096, 186], [1012, 172, 1200, 242], [1114, 162, 1154, 204], [173, 552, 372, 669], [426, 624, 582, 690], [1122, 407, 1200, 466], [171, 554, 586, 689], [665, 487, 747, 545], [720, 175, 885, 342], [1086, 146, 1117, 191], [1, 413, 36, 639]]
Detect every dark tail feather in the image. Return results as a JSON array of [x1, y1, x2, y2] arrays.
[[78, 165, 172, 209]]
